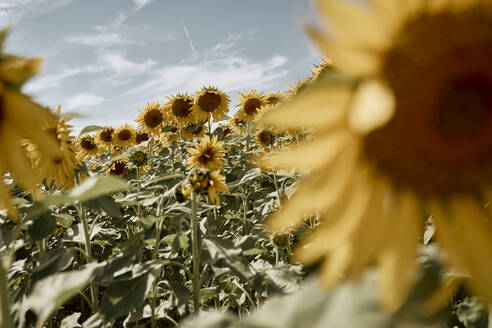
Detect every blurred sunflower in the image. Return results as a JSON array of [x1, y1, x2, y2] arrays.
[[107, 160, 128, 177], [182, 122, 206, 140], [229, 114, 247, 134], [186, 135, 225, 171], [285, 78, 311, 99], [265, 91, 285, 106], [135, 130, 150, 144], [0, 29, 61, 217], [135, 102, 165, 135], [95, 127, 114, 152], [182, 168, 230, 205], [261, 0, 492, 311], [164, 94, 196, 127], [193, 86, 230, 122], [236, 90, 267, 122], [76, 135, 98, 161], [34, 106, 77, 190], [310, 58, 334, 85], [114, 124, 136, 148]]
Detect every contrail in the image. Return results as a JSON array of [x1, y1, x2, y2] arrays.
[[182, 22, 197, 56]]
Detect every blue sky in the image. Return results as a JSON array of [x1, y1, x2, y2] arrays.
[[2, 0, 320, 132]]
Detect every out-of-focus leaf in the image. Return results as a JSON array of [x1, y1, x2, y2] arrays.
[[78, 125, 104, 137], [69, 176, 129, 203], [55, 214, 74, 228], [60, 312, 81, 328], [28, 213, 56, 242]]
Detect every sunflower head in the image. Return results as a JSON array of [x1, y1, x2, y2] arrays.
[[135, 130, 150, 144], [182, 122, 206, 140], [164, 94, 197, 127], [265, 91, 285, 106], [193, 86, 231, 122], [237, 90, 267, 121], [310, 59, 334, 85], [95, 127, 114, 151], [229, 114, 247, 135], [255, 129, 275, 149], [114, 124, 136, 148], [259, 0, 492, 312], [182, 168, 230, 205], [285, 78, 311, 99], [76, 135, 99, 161], [107, 160, 128, 177], [136, 102, 165, 135], [185, 135, 226, 171]]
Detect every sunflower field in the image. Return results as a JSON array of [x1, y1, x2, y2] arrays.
[[2, 0, 492, 327]]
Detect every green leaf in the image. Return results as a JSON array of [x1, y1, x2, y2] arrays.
[[60, 312, 81, 328], [22, 263, 99, 328], [29, 213, 56, 242], [55, 214, 74, 228], [243, 248, 264, 256], [69, 176, 129, 202], [99, 262, 161, 321], [78, 125, 104, 137], [30, 248, 76, 287]]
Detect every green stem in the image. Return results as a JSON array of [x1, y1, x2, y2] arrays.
[[208, 118, 212, 135], [136, 168, 141, 230], [190, 192, 201, 314], [0, 257, 13, 328]]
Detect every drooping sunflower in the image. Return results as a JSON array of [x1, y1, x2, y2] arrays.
[[34, 106, 77, 190], [260, 0, 492, 311], [135, 102, 165, 135], [164, 94, 197, 127], [193, 86, 230, 122], [181, 168, 230, 205], [185, 135, 226, 171], [236, 90, 267, 123], [95, 127, 114, 152], [182, 122, 206, 140], [135, 130, 150, 144], [114, 124, 136, 148], [76, 135, 99, 161]]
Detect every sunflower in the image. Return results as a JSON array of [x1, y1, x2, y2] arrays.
[[76, 135, 99, 161], [182, 168, 230, 205], [255, 129, 275, 149], [95, 127, 114, 152], [236, 90, 267, 122], [107, 160, 128, 177], [128, 147, 151, 175], [114, 124, 136, 148], [260, 0, 492, 311], [182, 122, 206, 140], [164, 94, 197, 127], [185, 135, 226, 171], [265, 91, 285, 106], [135, 102, 165, 135], [310, 59, 334, 85], [229, 114, 247, 135], [135, 130, 150, 144], [285, 78, 311, 99], [34, 107, 77, 190], [193, 86, 230, 122], [0, 30, 61, 217]]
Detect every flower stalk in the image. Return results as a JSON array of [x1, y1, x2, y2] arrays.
[[190, 192, 201, 314]]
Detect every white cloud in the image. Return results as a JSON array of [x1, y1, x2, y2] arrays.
[[133, 0, 154, 10], [126, 54, 289, 97], [24, 67, 84, 93], [65, 93, 105, 110], [0, 0, 73, 25], [97, 52, 157, 75], [66, 33, 135, 47]]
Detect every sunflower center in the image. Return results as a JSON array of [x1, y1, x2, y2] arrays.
[[110, 161, 126, 175], [136, 132, 149, 143], [244, 98, 261, 115], [198, 92, 221, 112], [172, 98, 193, 117], [366, 9, 492, 194], [81, 138, 96, 150], [100, 129, 113, 142], [199, 148, 214, 165], [118, 130, 131, 141], [144, 109, 163, 128], [434, 75, 492, 141], [53, 157, 63, 164]]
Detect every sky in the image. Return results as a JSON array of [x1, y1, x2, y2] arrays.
[[1, 0, 320, 133]]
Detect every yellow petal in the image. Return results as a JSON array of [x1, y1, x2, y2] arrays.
[[260, 131, 354, 171], [316, 0, 390, 49], [260, 85, 350, 130], [348, 79, 395, 135], [0, 57, 42, 84], [266, 144, 360, 232], [378, 190, 421, 312], [0, 178, 18, 221], [304, 25, 381, 77]]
